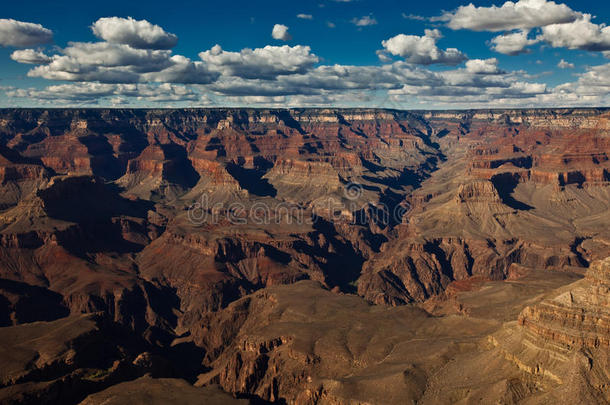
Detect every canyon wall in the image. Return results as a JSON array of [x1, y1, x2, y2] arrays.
[[0, 107, 609, 403]]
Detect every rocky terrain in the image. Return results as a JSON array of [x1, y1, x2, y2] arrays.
[[0, 107, 608, 404]]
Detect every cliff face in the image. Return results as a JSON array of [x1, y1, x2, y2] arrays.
[[519, 257, 610, 350], [0, 108, 609, 403]]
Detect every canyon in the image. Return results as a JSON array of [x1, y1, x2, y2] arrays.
[[0, 107, 609, 404]]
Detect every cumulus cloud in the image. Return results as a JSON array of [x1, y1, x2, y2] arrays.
[[297, 14, 313, 20], [60, 42, 172, 71], [141, 55, 220, 84], [10, 49, 52, 64], [573, 63, 610, 89], [134, 83, 201, 101], [557, 59, 574, 68], [0, 19, 53, 47], [22, 42, 217, 84], [388, 67, 548, 106], [11, 17, 217, 86], [540, 14, 610, 51], [388, 60, 607, 108], [539, 62, 610, 106], [438, 0, 580, 32], [204, 57, 549, 108], [271, 24, 292, 41], [490, 30, 539, 55], [282, 64, 410, 91], [351, 16, 378, 26], [465, 58, 503, 74], [381, 29, 467, 65], [381, 57, 550, 107], [556, 63, 610, 95], [199, 44, 319, 79], [91, 17, 178, 49], [376, 49, 392, 63], [206, 63, 418, 97], [440, 1, 610, 55], [26, 42, 172, 82]]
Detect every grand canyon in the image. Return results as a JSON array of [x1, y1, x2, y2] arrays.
[[0, 107, 608, 404]]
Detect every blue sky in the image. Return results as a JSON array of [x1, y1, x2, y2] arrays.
[[0, 0, 609, 108]]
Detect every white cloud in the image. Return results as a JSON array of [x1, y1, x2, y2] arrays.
[[224, 95, 287, 106], [91, 17, 177, 49], [557, 63, 610, 94], [387, 60, 610, 108], [376, 50, 392, 63], [576, 63, 610, 88], [283, 63, 409, 91], [297, 14, 313, 20], [0, 18, 53, 47], [381, 29, 467, 65], [557, 59, 574, 68], [22, 42, 217, 84], [271, 24, 292, 41], [26, 42, 172, 82], [109, 96, 128, 106], [141, 55, 219, 84], [531, 62, 610, 107], [402, 13, 426, 21], [61, 42, 172, 71], [439, 2, 610, 55], [490, 30, 539, 55], [203, 58, 550, 108], [10, 49, 52, 64], [465, 58, 503, 74], [199, 44, 319, 79], [352, 16, 378, 26], [438, 0, 581, 32], [5, 82, 201, 104], [135, 82, 201, 101], [386, 59, 548, 106], [3, 53, 556, 108], [10, 18, 213, 86], [540, 14, 610, 51], [222, 92, 376, 108], [206, 63, 416, 97], [389, 71, 548, 106], [2, 11, 602, 108], [326, 22, 336, 28]]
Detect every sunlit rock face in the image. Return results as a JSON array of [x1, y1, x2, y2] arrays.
[[519, 257, 610, 350]]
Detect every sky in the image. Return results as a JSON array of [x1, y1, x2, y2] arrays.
[[0, 0, 609, 109]]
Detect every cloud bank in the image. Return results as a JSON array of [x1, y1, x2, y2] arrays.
[[1, 6, 609, 109]]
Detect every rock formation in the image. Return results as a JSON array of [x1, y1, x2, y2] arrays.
[[0, 108, 609, 403]]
